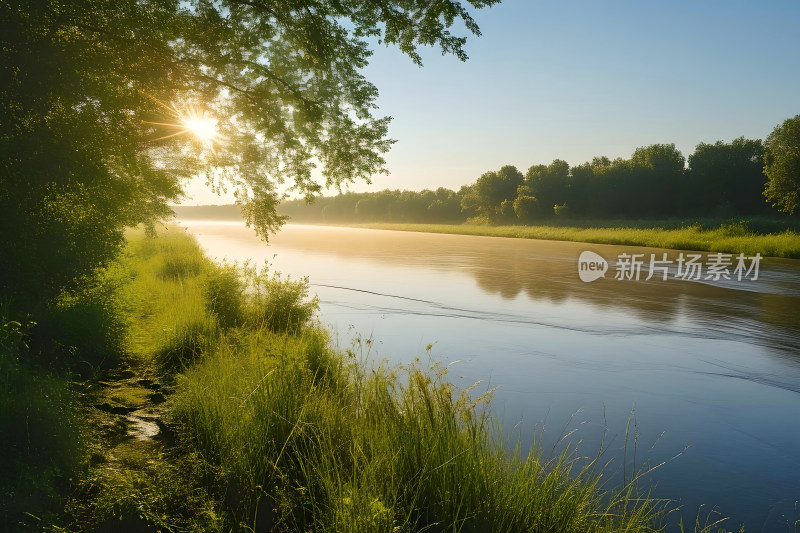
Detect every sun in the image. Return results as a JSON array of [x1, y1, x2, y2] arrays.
[[180, 106, 219, 146], [141, 95, 222, 149]]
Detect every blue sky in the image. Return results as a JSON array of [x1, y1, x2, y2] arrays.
[[181, 0, 800, 204]]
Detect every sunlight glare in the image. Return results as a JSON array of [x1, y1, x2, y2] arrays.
[[141, 94, 222, 149], [181, 107, 218, 145]]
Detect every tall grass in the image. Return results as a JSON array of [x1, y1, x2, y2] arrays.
[[171, 330, 672, 532], [120, 227, 320, 371]]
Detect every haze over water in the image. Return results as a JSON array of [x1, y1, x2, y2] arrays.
[[181, 221, 800, 531]]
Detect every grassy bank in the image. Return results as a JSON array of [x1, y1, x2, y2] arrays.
[[345, 219, 800, 258]]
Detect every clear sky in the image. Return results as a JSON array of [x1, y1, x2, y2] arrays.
[[180, 0, 800, 205]]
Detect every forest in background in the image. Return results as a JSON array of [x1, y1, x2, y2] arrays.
[[275, 134, 800, 225]]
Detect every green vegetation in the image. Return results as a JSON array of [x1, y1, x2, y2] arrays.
[[0, 311, 83, 530], [5, 4, 795, 526], [53, 229, 746, 532], [764, 115, 800, 214], [1, 227, 765, 531], [6, 1, 795, 530], [2, 0, 500, 331], [344, 219, 800, 258]]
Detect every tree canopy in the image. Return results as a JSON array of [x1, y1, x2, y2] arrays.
[[763, 115, 800, 214], [1, 0, 499, 304], [280, 129, 797, 225]]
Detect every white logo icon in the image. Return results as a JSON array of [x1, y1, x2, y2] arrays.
[[578, 251, 608, 282]]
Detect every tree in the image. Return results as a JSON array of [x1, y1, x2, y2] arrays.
[[512, 186, 540, 222], [524, 159, 570, 214], [688, 138, 766, 215], [763, 115, 800, 214], [466, 165, 523, 222], [1, 0, 500, 306], [626, 144, 685, 216]]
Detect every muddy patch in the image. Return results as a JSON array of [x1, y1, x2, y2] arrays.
[[84, 365, 174, 466]]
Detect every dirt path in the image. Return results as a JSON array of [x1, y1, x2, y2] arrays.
[[84, 364, 174, 470]]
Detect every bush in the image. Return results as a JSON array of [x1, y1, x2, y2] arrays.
[[244, 265, 319, 333], [514, 195, 540, 222], [553, 202, 573, 218], [0, 311, 82, 530], [32, 288, 126, 375]]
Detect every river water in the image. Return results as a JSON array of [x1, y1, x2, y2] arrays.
[[180, 221, 800, 531]]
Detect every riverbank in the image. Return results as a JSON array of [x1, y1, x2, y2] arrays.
[[5, 227, 753, 531], [57, 227, 739, 532], [344, 220, 800, 259]]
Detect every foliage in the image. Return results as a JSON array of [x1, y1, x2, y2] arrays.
[[25, 263, 128, 373], [280, 188, 468, 224], [243, 266, 320, 334], [512, 186, 540, 222], [466, 165, 525, 222], [553, 202, 573, 218], [688, 138, 766, 215], [0, 0, 500, 322], [525, 159, 570, 213], [763, 115, 800, 214], [279, 127, 800, 225], [0, 308, 82, 530]]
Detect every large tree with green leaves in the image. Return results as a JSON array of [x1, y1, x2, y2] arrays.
[[1, 0, 500, 305], [763, 115, 800, 214]]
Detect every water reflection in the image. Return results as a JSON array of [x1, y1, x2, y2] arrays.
[[238, 224, 800, 352]]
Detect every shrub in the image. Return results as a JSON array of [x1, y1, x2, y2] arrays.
[[0, 310, 82, 530], [25, 261, 127, 374], [553, 202, 573, 218], [244, 265, 319, 333], [514, 195, 540, 222]]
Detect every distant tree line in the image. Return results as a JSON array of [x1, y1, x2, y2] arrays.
[[279, 187, 466, 223], [280, 117, 800, 224]]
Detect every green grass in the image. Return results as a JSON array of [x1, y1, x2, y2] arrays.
[[119, 227, 319, 371], [345, 218, 800, 258], [172, 332, 673, 532]]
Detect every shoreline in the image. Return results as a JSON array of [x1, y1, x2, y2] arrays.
[[313, 221, 800, 259], [174, 217, 800, 259]]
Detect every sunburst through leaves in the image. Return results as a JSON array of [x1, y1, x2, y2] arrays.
[[142, 96, 221, 149]]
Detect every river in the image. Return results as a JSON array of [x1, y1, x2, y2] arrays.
[[180, 221, 800, 532]]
